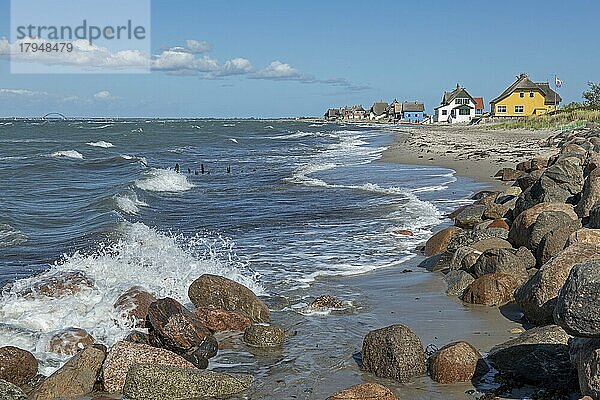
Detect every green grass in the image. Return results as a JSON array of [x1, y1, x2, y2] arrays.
[[489, 108, 600, 131]]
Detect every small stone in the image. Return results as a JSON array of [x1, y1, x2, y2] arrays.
[[326, 383, 398, 400], [0, 346, 38, 386], [48, 328, 94, 356], [308, 295, 345, 310], [243, 324, 284, 348], [428, 341, 488, 384]]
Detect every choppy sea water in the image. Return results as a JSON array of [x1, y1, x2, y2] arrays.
[[0, 119, 484, 397]]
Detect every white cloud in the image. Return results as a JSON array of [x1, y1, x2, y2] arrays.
[[152, 49, 219, 73], [186, 40, 211, 53], [0, 88, 47, 96], [253, 61, 305, 80], [219, 58, 253, 76], [94, 90, 113, 100]]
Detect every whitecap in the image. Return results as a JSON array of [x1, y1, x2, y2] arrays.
[[50, 150, 83, 159], [113, 192, 148, 215], [135, 168, 194, 192], [86, 141, 114, 148], [0, 224, 27, 247], [0, 222, 262, 375]]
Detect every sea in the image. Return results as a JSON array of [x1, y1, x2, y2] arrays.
[[0, 119, 485, 398]]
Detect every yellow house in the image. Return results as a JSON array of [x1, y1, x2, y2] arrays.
[[490, 73, 561, 117]]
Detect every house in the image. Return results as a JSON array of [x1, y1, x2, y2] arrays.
[[400, 101, 425, 122], [324, 108, 341, 120], [370, 101, 389, 120], [433, 84, 478, 123], [490, 73, 561, 117], [473, 97, 484, 115], [347, 105, 367, 120], [389, 100, 402, 121]]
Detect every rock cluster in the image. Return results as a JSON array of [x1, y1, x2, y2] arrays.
[[2, 273, 268, 399], [416, 127, 600, 396]]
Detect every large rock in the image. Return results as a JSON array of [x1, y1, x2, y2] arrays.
[[147, 297, 218, 368], [427, 341, 488, 384], [495, 168, 524, 181], [515, 243, 600, 325], [48, 328, 94, 356], [527, 211, 579, 253], [590, 202, 600, 228], [535, 218, 582, 266], [327, 383, 398, 400], [471, 248, 528, 279], [19, 271, 94, 298], [123, 364, 252, 400], [488, 325, 575, 388], [576, 168, 600, 218], [102, 341, 195, 394], [448, 246, 480, 272], [424, 227, 462, 257], [196, 308, 251, 332], [447, 228, 508, 253], [570, 338, 600, 398], [461, 273, 523, 306], [417, 253, 452, 272], [514, 176, 572, 216], [0, 380, 28, 400], [554, 260, 600, 337], [361, 324, 426, 382], [544, 156, 584, 194], [568, 228, 600, 247], [516, 169, 545, 191], [243, 324, 285, 348], [444, 270, 474, 297], [483, 203, 509, 220], [114, 286, 157, 328], [0, 346, 38, 386], [453, 205, 487, 228], [188, 274, 270, 323], [31, 345, 106, 400], [509, 203, 578, 248]]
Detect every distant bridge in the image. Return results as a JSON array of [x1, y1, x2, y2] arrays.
[[42, 112, 68, 120]]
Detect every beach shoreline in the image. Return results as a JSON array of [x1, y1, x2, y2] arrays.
[[381, 124, 559, 191]]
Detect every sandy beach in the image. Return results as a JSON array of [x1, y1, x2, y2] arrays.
[[382, 124, 559, 190]]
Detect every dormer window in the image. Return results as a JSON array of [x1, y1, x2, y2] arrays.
[[530, 92, 534, 97], [520, 91, 525, 98]]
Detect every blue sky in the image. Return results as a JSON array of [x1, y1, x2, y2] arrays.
[[0, 0, 599, 118]]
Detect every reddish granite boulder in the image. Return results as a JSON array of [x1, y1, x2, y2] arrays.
[[0, 346, 38, 386], [196, 308, 251, 332], [327, 383, 398, 400], [424, 227, 462, 257], [147, 297, 218, 368], [114, 286, 157, 328], [188, 274, 270, 323], [462, 273, 523, 306], [488, 219, 510, 230], [427, 341, 488, 384], [48, 328, 95, 356]]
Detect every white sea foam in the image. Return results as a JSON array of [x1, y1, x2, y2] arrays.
[[86, 141, 114, 148], [267, 131, 321, 140], [50, 150, 84, 159], [0, 222, 262, 375], [113, 192, 148, 215], [0, 224, 27, 247], [135, 168, 194, 192]]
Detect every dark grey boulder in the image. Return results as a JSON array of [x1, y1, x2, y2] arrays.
[[516, 169, 545, 191], [554, 260, 600, 337], [535, 218, 582, 266], [417, 253, 452, 273], [453, 205, 487, 228], [362, 324, 426, 382], [471, 248, 528, 279], [528, 211, 577, 253], [444, 270, 474, 297], [569, 338, 600, 398], [243, 324, 284, 348], [123, 364, 252, 400], [576, 168, 600, 218], [488, 325, 576, 389], [544, 156, 584, 195], [514, 176, 572, 217], [514, 247, 537, 270], [447, 229, 509, 253]]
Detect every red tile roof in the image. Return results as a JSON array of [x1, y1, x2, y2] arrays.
[[473, 97, 484, 110]]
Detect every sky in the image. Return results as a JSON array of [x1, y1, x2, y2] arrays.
[[0, 0, 599, 118]]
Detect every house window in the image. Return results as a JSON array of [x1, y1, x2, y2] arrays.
[[459, 108, 470, 115], [497, 105, 507, 113], [442, 110, 447, 115], [520, 91, 524, 98], [515, 105, 524, 113], [530, 91, 534, 98]]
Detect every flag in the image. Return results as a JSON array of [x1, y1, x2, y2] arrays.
[[555, 76, 563, 88]]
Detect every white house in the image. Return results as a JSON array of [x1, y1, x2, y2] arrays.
[[433, 85, 478, 124]]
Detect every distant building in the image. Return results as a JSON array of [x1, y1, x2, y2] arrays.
[[324, 108, 341, 120], [369, 101, 389, 121], [400, 101, 425, 122], [473, 97, 485, 115], [343, 105, 367, 120], [490, 73, 561, 117], [434, 84, 478, 123]]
